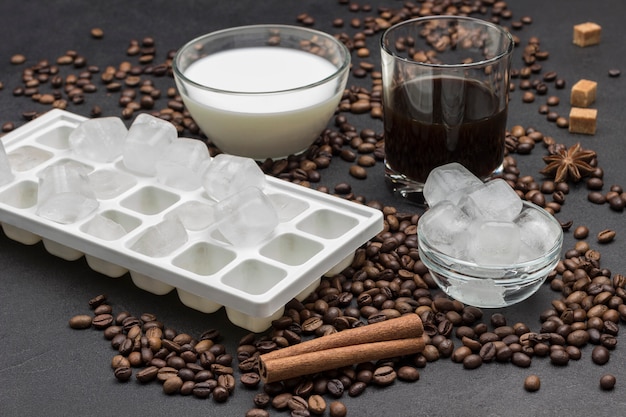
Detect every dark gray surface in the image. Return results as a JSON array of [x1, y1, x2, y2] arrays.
[[1, 1, 625, 416]]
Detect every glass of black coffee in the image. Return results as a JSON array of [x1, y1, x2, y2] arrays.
[[380, 16, 514, 204]]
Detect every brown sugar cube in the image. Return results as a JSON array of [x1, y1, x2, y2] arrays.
[[570, 79, 597, 107], [569, 107, 597, 135], [573, 22, 602, 47]]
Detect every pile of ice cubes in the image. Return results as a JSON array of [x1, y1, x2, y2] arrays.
[[1, 113, 280, 248], [420, 163, 562, 265]]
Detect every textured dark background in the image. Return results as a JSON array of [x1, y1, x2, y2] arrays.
[[1, 1, 625, 416]]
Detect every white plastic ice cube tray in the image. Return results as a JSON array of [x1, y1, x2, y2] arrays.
[[0, 109, 383, 332]]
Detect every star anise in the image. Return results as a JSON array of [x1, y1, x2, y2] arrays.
[[540, 142, 596, 183]]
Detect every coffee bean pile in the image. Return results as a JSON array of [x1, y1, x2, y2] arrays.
[[70, 294, 237, 403]]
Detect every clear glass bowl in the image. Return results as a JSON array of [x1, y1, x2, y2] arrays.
[[417, 201, 563, 308], [173, 24, 351, 160]]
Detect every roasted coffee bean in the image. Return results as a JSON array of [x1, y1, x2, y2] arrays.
[[305, 394, 326, 415], [463, 354, 482, 369], [550, 349, 569, 366], [254, 392, 271, 408], [240, 372, 261, 388], [329, 401, 348, 417], [136, 365, 158, 383], [69, 314, 93, 329], [597, 229, 616, 244], [114, 366, 132, 382], [511, 352, 532, 368], [592, 345, 610, 365], [326, 378, 345, 397], [92, 313, 114, 329], [347, 381, 367, 397], [600, 374, 616, 390], [163, 376, 183, 395], [524, 374, 541, 392], [212, 385, 229, 402], [397, 365, 420, 381], [573, 226, 589, 239]]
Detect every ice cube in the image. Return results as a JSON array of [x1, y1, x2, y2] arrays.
[[0, 140, 14, 186], [130, 218, 188, 257], [89, 169, 137, 199], [123, 113, 177, 175], [36, 162, 99, 224], [164, 201, 217, 231], [215, 186, 278, 246], [419, 200, 472, 258], [515, 206, 562, 262], [202, 154, 266, 201], [8, 146, 52, 171], [461, 179, 523, 221], [84, 214, 127, 240], [155, 138, 210, 190], [423, 162, 484, 206], [69, 117, 128, 162], [467, 220, 521, 265]]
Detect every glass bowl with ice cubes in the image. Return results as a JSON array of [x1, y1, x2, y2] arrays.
[[417, 163, 564, 308], [173, 25, 351, 160]]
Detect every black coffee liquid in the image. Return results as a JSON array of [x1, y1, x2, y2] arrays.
[[384, 76, 507, 184]]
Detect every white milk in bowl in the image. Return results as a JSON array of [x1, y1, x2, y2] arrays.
[[179, 47, 345, 160]]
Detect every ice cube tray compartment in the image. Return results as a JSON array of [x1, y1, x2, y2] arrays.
[[0, 109, 384, 332]]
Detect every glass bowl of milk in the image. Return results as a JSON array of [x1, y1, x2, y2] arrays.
[[173, 25, 351, 160]]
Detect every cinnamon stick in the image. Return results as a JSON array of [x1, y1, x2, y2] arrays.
[[258, 314, 424, 383], [260, 337, 425, 383]]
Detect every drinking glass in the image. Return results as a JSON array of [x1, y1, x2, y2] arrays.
[[380, 16, 514, 204]]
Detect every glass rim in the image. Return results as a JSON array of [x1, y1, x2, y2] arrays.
[[380, 15, 515, 68], [173, 24, 351, 96]]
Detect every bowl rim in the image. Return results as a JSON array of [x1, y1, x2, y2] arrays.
[[172, 24, 351, 96], [417, 200, 564, 271]]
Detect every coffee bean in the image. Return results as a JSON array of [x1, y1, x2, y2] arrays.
[[326, 378, 345, 397], [92, 313, 114, 329], [246, 409, 270, 417], [511, 352, 532, 368], [114, 366, 132, 382], [69, 314, 93, 329], [550, 349, 569, 366], [573, 226, 589, 239], [591, 345, 610, 365], [600, 374, 616, 390], [10, 54, 26, 65], [524, 375, 541, 392], [163, 376, 183, 395], [308, 394, 326, 415], [349, 165, 367, 179], [463, 354, 483, 369], [136, 365, 158, 383], [396, 365, 420, 382], [597, 229, 616, 244], [240, 372, 261, 388], [347, 381, 367, 397], [212, 385, 229, 402], [608, 69, 621, 78], [329, 401, 348, 417]]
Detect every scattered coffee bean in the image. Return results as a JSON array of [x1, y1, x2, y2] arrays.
[[524, 374, 541, 392], [69, 314, 93, 329], [600, 374, 616, 390], [90, 28, 104, 39], [597, 229, 616, 244]]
